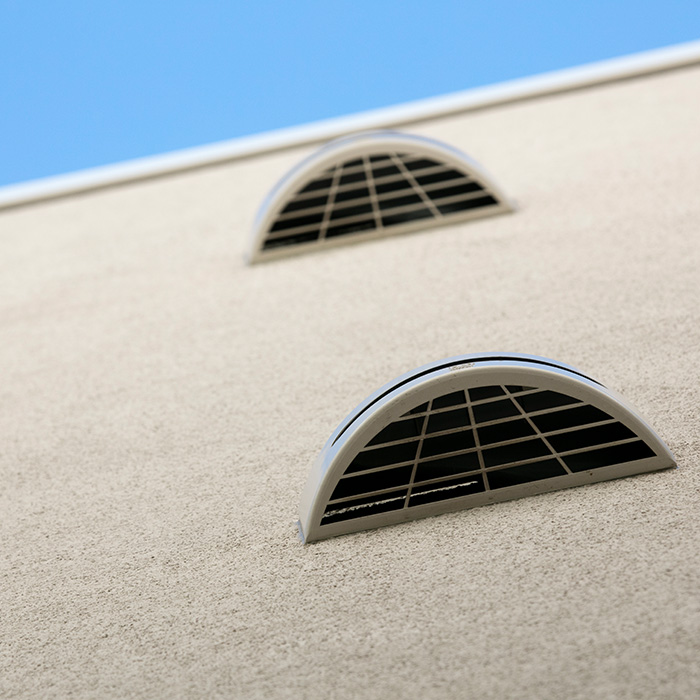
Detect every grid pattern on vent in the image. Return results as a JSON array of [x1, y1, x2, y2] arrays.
[[262, 152, 500, 251], [321, 384, 656, 526]]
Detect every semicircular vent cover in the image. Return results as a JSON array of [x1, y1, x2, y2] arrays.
[[297, 353, 676, 543], [248, 131, 515, 263]]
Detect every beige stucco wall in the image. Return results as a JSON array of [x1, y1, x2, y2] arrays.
[[2, 64, 699, 699]]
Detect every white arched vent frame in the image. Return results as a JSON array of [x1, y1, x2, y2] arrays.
[[248, 131, 516, 263], [297, 353, 676, 543]]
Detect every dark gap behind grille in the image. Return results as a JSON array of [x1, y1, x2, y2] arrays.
[[332, 464, 413, 499], [330, 202, 374, 220], [426, 407, 470, 434], [427, 181, 484, 200], [346, 440, 418, 473], [414, 169, 466, 186], [488, 459, 567, 489], [378, 193, 423, 210], [375, 178, 413, 195], [531, 405, 612, 433], [414, 452, 480, 482], [325, 220, 376, 238], [437, 195, 498, 215], [478, 418, 535, 446], [420, 430, 475, 458], [547, 422, 637, 453], [270, 211, 324, 232], [334, 186, 370, 203], [263, 231, 320, 249], [472, 398, 520, 424], [382, 209, 433, 227], [564, 441, 655, 472], [339, 170, 366, 186], [373, 164, 402, 178], [300, 176, 333, 193], [469, 386, 505, 401], [281, 194, 328, 214], [367, 416, 425, 446], [403, 158, 441, 171], [482, 438, 551, 468], [515, 391, 581, 413]]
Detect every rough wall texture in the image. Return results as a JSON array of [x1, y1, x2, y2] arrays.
[[1, 65, 699, 699]]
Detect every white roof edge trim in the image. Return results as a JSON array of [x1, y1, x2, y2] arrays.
[[2, 39, 700, 211]]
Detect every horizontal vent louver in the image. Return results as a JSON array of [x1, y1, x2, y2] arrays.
[[248, 132, 514, 263], [297, 354, 676, 543]]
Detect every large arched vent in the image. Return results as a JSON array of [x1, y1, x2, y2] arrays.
[[248, 131, 514, 263], [297, 354, 676, 543]]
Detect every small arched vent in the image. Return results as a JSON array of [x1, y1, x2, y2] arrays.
[[248, 131, 514, 263], [297, 354, 676, 543]]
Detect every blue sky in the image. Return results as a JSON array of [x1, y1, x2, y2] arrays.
[[1, 1, 699, 187]]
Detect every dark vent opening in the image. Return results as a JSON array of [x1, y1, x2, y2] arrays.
[[331, 464, 414, 500], [427, 181, 484, 200], [564, 441, 655, 472], [505, 385, 535, 394], [375, 179, 414, 195], [404, 158, 441, 171], [426, 407, 470, 434], [530, 404, 612, 432], [300, 176, 334, 193], [469, 386, 505, 401], [488, 459, 567, 488], [326, 220, 376, 238], [378, 193, 424, 210], [414, 169, 465, 186], [547, 422, 636, 452], [477, 418, 535, 446], [330, 202, 374, 220], [414, 453, 480, 481], [282, 194, 328, 213], [482, 438, 551, 468], [367, 417, 425, 446], [472, 398, 520, 424], [420, 430, 476, 458], [339, 170, 366, 186], [381, 208, 433, 227], [437, 195, 498, 215], [334, 186, 371, 203], [263, 231, 319, 249], [515, 391, 581, 412], [346, 441, 419, 473]]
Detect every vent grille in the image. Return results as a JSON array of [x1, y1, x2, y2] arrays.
[[264, 153, 498, 250], [322, 385, 654, 525], [297, 354, 676, 543], [249, 132, 514, 262]]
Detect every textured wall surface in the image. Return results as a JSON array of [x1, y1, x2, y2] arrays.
[[2, 65, 699, 699]]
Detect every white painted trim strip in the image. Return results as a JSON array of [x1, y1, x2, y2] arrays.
[[2, 40, 700, 211]]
